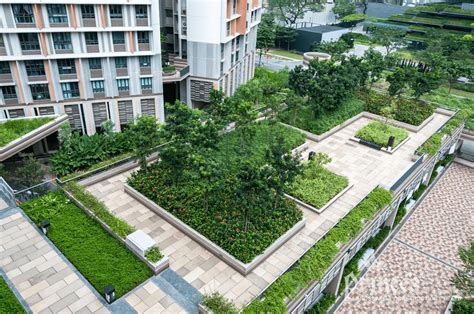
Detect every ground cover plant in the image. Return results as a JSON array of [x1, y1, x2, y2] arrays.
[[21, 191, 152, 298], [0, 276, 25, 314], [0, 117, 53, 147], [128, 120, 306, 263], [288, 153, 349, 209], [355, 121, 408, 148], [243, 187, 392, 312], [202, 292, 238, 314]]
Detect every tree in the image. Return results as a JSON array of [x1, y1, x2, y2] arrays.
[[14, 154, 45, 190], [276, 26, 297, 50], [363, 48, 386, 87], [451, 241, 474, 298], [130, 115, 162, 171], [333, 0, 356, 20], [257, 13, 276, 65], [289, 65, 313, 97], [409, 70, 442, 99], [269, 0, 323, 26], [368, 25, 407, 55], [311, 39, 351, 59], [387, 67, 413, 97]]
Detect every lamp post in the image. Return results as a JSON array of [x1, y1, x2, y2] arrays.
[[104, 284, 116, 304], [40, 220, 50, 235]]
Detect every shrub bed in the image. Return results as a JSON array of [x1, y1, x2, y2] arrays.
[[202, 292, 238, 314], [128, 122, 305, 263], [0, 117, 53, 147], [243, 187, 392, 312], [21, 191, 152, 298], [356, 121, 408, 148], [279, 98, 365, 135], [0, 276, 25, 314], [289, 159, 349, 209]]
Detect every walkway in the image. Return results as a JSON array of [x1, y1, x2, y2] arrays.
[[86, 112, 450, 308], [337, 163, 473, 312]]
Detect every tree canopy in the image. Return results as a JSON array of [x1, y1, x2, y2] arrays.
[[269, 0, 324, 25]]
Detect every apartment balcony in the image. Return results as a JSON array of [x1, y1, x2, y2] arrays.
[[111, 18, 124, 27], [27, 75, 47, 82], [0, 46, 7, 56], [86, 45, 100, 53], [114, 44, 126, 52], [136, 18, 149, 27], [141, 88, 152, 95], [140, 67, 151, 75], [16, 22, 35, 28], [118, 89, 129, 97], [50, 22, 68, 28], [90, 69, 103, 78], [59, 73, 77, 80], [0, 73, 13, 84], [138, 43, 150, 51], [82, 18, 96, 27], [22, 48, 41, 56], [162, 54, 189, 82], [93, 92, 106, 99], [116, 68, 128, 77], [55, 48, 73, 54], [3, 98, 18, 106]]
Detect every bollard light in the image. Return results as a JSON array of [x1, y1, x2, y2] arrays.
[[308, 151, 316, 161], [104, 284, 116, 304], [387, 136, 395, 150], [40, 220, 50, 235]]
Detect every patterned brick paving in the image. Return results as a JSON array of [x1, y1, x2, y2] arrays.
[[338, 163, 473, 312], [86, 113, 450, 309]]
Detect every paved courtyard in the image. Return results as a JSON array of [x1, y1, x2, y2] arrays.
[[86, 112, 450, 309], [337, 163, 473, 312]]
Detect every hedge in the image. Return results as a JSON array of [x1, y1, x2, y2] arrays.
[[243, 187, 392, 312], [21, 191, 152, 298]]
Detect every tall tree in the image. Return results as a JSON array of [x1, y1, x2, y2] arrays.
[[409, 70, 442, 99], [269, 0, 324, 26], [333, 0, 356, 20], [130, 115, 162, 171], [368, 25, 407, 55], [14, 154, 45, 190], [387, 67, 413, 97], [363, 48, 386, 87], [276, 26, 297, 50], [256, 13, 276, 65]]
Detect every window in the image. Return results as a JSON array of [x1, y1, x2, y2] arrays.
[[0, 35, 4, 48], [25, 60, 45, 76], [85, 32, 98, 45], [47, 4, 68, 23], [109, 5, 122, 19], [18, 33, 40, 51], [81, 5, 95, 19], [53, 33, 72, 50], [165, 9, 173, 18], [61, 82, 80, 98], [115, 57, 127, 69], [1, 86, 16, 99], [0, 62, 10, 75], [12, 4, 34, 24], [91, 80, 104, 93], [112, 32, 125, 45], [139, 56, 151, 67], [89, 58, 102, 70], [135, 5, 148, 18], [137, 32, 149, 44], [117, 79, 129, 91], [140, 77, 152, 90], [57, 59, 76, 74], [226, 22, 230, 36], [30, 84, 50, 100]]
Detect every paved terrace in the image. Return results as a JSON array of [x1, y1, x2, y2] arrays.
[[337, 163, 473, 312], [86, 112, 450, 309]]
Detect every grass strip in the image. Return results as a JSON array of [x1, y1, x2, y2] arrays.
[[21, 191, 152, 298], [0, 276, 25, 314], [356, 121, 408, 148], [0, 117, 54, 147]]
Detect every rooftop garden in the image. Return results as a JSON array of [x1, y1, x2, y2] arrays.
[[288, 153, 349, 209], [21, 191, 152, 299], [0, 276, 25, 314], [355, 121, 408, 148], [0, 117, 54, 147], [242, 187, 392, 312]]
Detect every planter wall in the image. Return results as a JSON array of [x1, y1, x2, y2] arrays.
[[124, 184, 306, 276]]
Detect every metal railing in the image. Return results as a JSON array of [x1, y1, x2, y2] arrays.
[[0, 177, 15, 207]]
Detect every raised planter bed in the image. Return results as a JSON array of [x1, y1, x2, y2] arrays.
[[124, 184, 306, 275], [285, 183, 353, 214], [350, 135, 411, 154]]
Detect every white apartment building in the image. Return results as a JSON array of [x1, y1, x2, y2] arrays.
[[0, 0, 262, 135]]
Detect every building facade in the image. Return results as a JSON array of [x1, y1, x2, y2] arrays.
[[0, 0, 262, 135]]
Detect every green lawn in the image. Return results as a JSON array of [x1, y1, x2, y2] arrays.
[[279, 98, 365, 135], [21, 191, 152, 298], [0, 117, 54, 147], [356, 121, 408, 148], [0, 276, 25, 314], [289, 161, 349, 209], [268, 49, 304, 61]]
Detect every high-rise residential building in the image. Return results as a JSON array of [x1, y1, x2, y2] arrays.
[[0, 0, 262, 135]]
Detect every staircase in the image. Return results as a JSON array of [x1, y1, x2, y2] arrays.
[[168, 53, 188, 71]]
